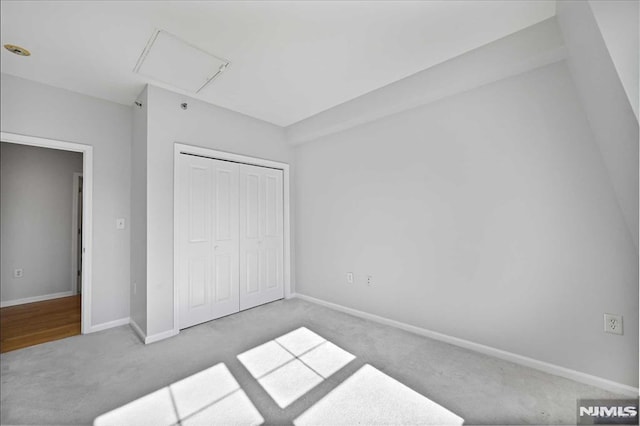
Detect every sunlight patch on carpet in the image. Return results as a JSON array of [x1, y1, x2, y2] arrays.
[[237, 327, 356, 408], [93, 387, 177, 426], [93, 363, 263, 426], [294, 364, 464, 426]]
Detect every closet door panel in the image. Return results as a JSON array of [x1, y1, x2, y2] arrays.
[[264, 174, 280, 238], [178, 155, 213, 328], [245, 173, 260, 239], [239, 164, 284, 310], [178, 155, 240, 329], [264, 248, 278, 289], [210, 160, 240, 319], [215, 169, 232, 240], [214, 252, 232, 302], [245, 250, 260, 294]]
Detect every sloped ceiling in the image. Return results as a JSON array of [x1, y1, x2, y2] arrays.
[[557, 0, 639, 249]]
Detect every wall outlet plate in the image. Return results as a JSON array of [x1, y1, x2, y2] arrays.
[[13, 268, 23, 278], [367, 275, 373, 286], [604, 313, 623, 335], [346, 272, 354, 284]]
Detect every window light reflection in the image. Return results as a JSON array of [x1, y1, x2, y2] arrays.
[[93, 363, 263, 426], [294, 364, 464, 425], [237, 327, 356, 408]]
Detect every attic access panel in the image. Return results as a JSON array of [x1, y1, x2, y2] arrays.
[[134, 30, 229, 93]]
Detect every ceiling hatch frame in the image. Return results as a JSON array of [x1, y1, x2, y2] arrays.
[[133, 29, 230, 94]]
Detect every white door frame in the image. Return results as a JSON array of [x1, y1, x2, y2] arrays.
[[173, 142, 292, 335], [71, 172, 83, 295], [1, 132, 94, 334]]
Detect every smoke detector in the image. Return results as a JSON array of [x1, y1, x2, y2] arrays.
[[134, 30, 229, 93]]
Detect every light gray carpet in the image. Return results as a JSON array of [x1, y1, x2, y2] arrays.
[[0, 298, 626, 425]]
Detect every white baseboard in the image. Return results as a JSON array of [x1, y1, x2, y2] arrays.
[[89, 317, 130, 333], [292, 293, 639, 397], [145, 328, 178, 344], [0, 291, 75, 308], [129, 319, 178, 345], [129, 319, 146, 343]]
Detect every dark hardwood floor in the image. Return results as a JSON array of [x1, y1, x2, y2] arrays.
[[0, 295, 81, 353]]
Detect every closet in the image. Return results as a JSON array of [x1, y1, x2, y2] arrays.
[[176, 153, 284, 329]]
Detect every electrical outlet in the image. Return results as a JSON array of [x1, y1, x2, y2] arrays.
[[346, 272, 354, 284], [13, 268, 23, 278], [367, 275, 373, 286], [116, 218, 126, 230], [604, 313, 623, 335]]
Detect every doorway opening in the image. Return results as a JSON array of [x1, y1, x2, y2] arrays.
[[0, 132, 93, 352], [72, 173, 83, 296]]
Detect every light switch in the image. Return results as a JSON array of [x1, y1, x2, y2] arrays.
[[116, 218, 126, 230]]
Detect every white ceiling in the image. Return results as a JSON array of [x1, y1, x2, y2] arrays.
[[0, 1, 555, 127]]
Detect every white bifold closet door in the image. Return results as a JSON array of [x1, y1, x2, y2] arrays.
[[238, 163, 284, 311], [177, 154, 284, 329]]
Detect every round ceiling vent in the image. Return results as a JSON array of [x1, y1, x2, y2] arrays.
[[4, 44, 31, 56]]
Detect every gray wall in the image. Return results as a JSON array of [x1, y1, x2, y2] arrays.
[[1, 142, 83, 303], [143, 85, 291, 336], [130, 87, 148, 333], [0, 73, 132, 327], [293, 61, 638, 387]]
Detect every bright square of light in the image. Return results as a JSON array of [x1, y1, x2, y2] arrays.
[[275, 327, 326, 356], [258, 359, 323, 408], [237, 340, 294, 378], [170, 363, 240, 419], [93, 387, 178, 426], [181, 389, 264, 426], [299, 341, 355, 379], [293, 364, 464, 425]]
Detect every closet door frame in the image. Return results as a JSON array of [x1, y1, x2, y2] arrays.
[[173, 143, 291, 335]]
